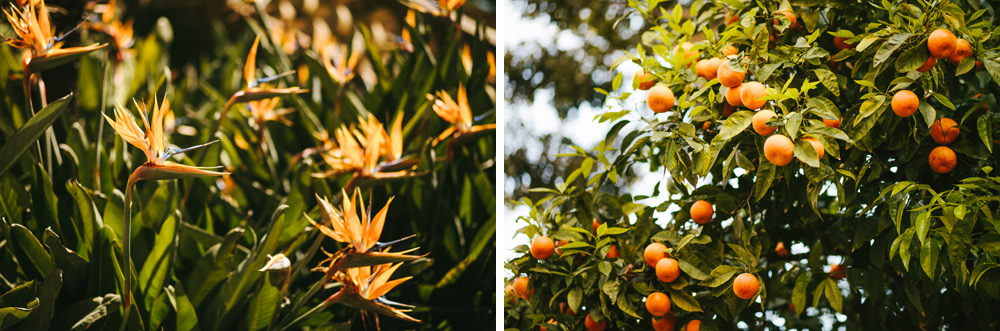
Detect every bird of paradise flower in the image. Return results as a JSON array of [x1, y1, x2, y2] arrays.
[[279, 189, 421, 326], [315, 113, 422, 189], [3, 0, 106, 75], [103, 96, 228, 317], [428, 83, 495, 158]]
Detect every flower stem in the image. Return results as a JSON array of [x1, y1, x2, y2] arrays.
[[120, 168, 141, 328]]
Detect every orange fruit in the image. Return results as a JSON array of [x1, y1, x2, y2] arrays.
[[725, 84, 744, 106], [733, 273, 759, 299], [927, 28, 957, 58], [531, 236, 555, 259], [723, 44, 739, 57], [648, 84, 676, 113], [717, 56, 746, 87], [541, 319, 556, 331], [830, 264, 847, 280], [891, 90, 919, 117], [917, 55, 936, 72], [585, 314, 606, 331], [636, 69, 656, 90], [823, 117, 842, 129], [606, 244, 620, 259], [686, 320, 702, 331], [513, 276, 533, 300], [930, 117, 959, 145], [798, 137, 825, 161], [645, 292, 672, 317], [504, 284, 516, 303], [723, 104, 736, 117], [592, 218, 601, 232], [644, 242, 668, 268], [948, 38, 972, 64], [689, 200, 714, 224], [740, 81, 767, 110], [775, 242, 789, 256], [560, 302, 576, 315], [774, 11, 798, 29], [928, 146, 957, 174], [764, 134, 795, 166], [753, 110, 778, 135], [696, 58, 722, 80], [652, 313, 677, 331], [833, 36, 852, 50], [702, 121, 712, 130], [724, 11, 739, 25], [656, 257, 681, 283]]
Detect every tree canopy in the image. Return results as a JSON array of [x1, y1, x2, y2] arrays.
[[505, 0, 1000, 329]]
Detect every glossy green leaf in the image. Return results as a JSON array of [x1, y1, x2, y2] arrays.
[[0, 93, 73, 176]]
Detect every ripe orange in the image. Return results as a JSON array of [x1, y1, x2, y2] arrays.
[[686, 320, 702, 331], [531, 236, 555, 259], [696, 58, 722, 80], [830, 264, 847, 280], [948, 38, 972, 64], [917, 55, 936, 72], [927, 28, 957, 58], [740, 81, 767, 110], [513, 276, 533, 300], [652, 313, 677, 331], [717, 56, 746, 87], [775, 242, 790, 256], [928, 146, 957, 174], [833, 36, 852, 50], [592, 218, 601, 232], [656, 257, 681, 283], [540, 319, 556, 331], [798, 137, 825, 161], [725, 84, 744, 106], [723, 44, 739, 57], [930, 117, 959, 145], [764, 134, 795, 166], [702, 121, 712, 131], [648, 84, 676, 113], [724, 11, 739, 25], [753, 110, 778, 135], [585, 314, 606, 331], [645, 292, 672, 317], [560, 302, 576, 315], [606, 244, 620, 259], [823, 117, 842, 129], [636, 69, 656, 90], [774, 11, 798, 29], [733, 273, 759, 299], [891, 90, 919, 117], [690, 200, 714, 224], [644, 242, 668, 268]]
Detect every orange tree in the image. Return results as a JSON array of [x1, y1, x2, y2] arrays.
[[504, 0, 1000, 329]]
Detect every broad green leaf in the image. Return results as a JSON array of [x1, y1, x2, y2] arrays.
[[792, 270, 811, 315], [814, 69, 839, 96], [9, 224, 55, 279], [666, 288, 702, 312], [978, 115, 993, 153], [873, 33, 912, 67], [920, 237, 941, 279], [699, 265, 739, 287], [895, 44, 930, 72], [21, 269, 61, 331], [139, 211, 178, 308], [0, 93, 73, 176], [822, 278, 842, 313]]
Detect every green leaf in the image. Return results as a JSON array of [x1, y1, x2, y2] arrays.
[[568, 287, 583, 314], [21, 269, 62, 331], [899, 228, 914, 271], [666, 288, 702, 312], [932, 93, 955, 110], [895, 44, 930, 72], [792, 270, 811, 315], [920, 237, 941, 280], [9, 224, 55, 279], [982, 51, 1000, 86], [873, 33, 912, 67], [677, 258, 710, 281], [65, 181, 98, 259], [0, 93, 73, 176], [246, 273, 277, 331], [917, 102, 936, 129], [793, 139, 819, 168], [822, 278, 843, 313], [978, 115, 993, 153], [754, 161, 776, 202], [50, 294, 120, 331], [699, 265, 739, 287], [915, 212, 930, 244], [717, 111, 754, 141], [853, 95, 886, 126], [814, 69, 839, 96], [138, 211, 179, 309]]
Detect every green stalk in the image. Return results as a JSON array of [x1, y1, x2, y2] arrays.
[[119, 167, 141, 330], [280, 289, 342, 331]]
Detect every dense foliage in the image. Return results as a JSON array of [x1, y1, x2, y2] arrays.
[[0, 0, 496, 329], [505, 0, 1000, 329]]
